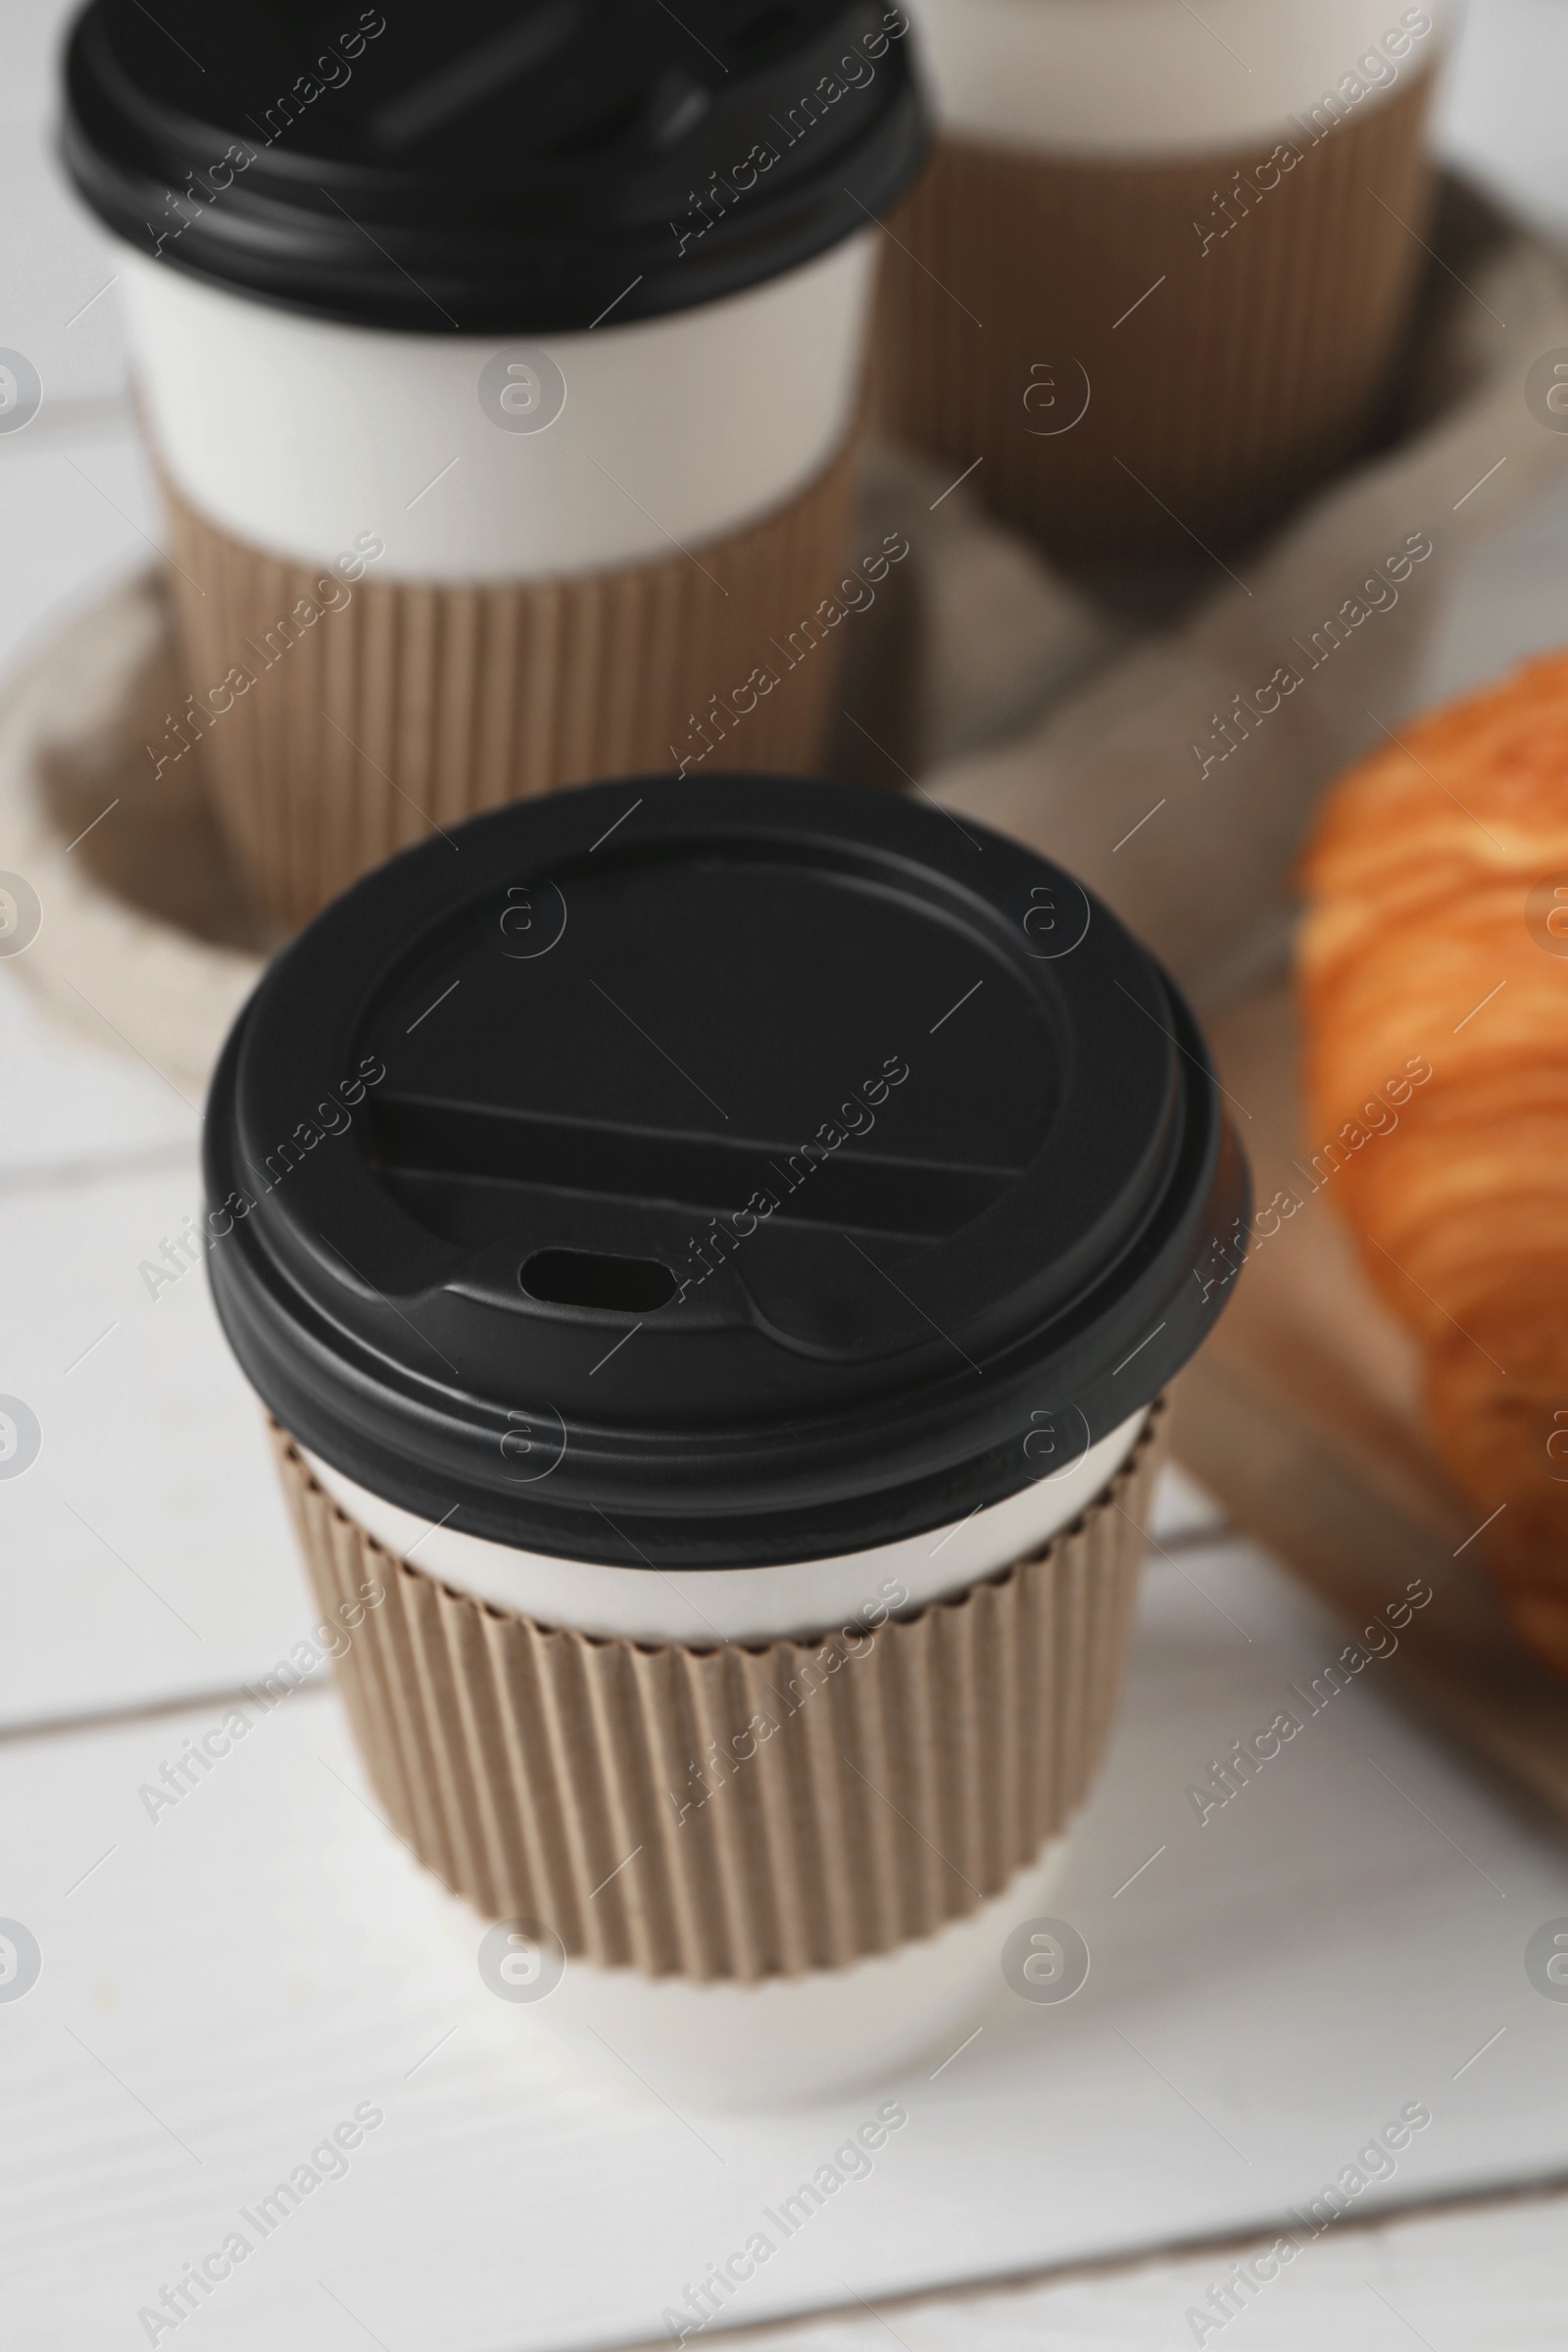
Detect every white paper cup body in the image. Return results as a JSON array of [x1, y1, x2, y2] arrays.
[[904, 0, 1456, 155], [307, 1406, 1147, 2107], [442, 1839, 1072, 2109], [304, 1403, 1149, 1644], [115, 230, 877, 580]]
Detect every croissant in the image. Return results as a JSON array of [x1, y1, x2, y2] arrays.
[[1298, 650, 1568, 1676]]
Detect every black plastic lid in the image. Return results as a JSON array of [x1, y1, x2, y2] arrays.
[[61, 0, 926, 332], [203, 776, 1250, 1568]]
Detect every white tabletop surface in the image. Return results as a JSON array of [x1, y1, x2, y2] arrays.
[[5, 3, 1568, 2343]]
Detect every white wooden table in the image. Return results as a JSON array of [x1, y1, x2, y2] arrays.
[[6, 4, 1568, 2342]]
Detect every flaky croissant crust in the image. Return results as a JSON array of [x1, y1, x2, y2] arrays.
[[1298, 651, 1568, 1677]]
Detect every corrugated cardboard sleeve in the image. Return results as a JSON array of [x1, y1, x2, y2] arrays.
[[161, 437, 858, 929], [272, 1405, 1166, 1983], [876, 68, 1438, 562]]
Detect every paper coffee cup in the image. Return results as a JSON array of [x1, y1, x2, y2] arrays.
[[62, 1, 926, 923], [278, 1406, 1161, 2106], [880, 0, 1454, 567], [202, 772, 1249, 2104]]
